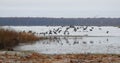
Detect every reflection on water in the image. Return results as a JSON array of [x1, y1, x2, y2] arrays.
[[14, 37, 120, 54]]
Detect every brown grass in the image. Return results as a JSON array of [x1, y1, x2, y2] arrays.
[[0, 52, 120, 63], [0, 28, 45, 50]]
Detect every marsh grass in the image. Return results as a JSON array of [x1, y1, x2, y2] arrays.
[[0, 28, 45, 50]]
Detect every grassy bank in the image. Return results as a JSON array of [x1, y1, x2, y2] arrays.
[[0, 28, 45, 50]]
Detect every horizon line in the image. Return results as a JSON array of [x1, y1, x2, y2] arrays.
[[0, 17, 120, 19]]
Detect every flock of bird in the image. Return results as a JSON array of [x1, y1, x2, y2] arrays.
[[27, 26, 110, 36]]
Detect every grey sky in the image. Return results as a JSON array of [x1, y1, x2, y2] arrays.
[[0, 0, 120, 18]]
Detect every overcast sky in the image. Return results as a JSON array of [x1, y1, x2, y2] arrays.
[[0, 0, 120, 18]]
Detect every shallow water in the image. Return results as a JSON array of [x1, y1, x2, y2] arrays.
[[14, 37, 120, 54]]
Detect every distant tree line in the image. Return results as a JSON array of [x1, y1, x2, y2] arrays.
[[0, 17, 120, 26]]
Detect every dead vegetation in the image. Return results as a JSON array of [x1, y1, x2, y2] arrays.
[[0, 51, 120, 63], [0, 28, 45, 50]]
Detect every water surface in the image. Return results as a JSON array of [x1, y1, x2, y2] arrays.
[[14, 37, 120, 54]]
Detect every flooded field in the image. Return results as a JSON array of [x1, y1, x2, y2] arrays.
[[1, 26, 119, 54], [14, 36, 120, 54]]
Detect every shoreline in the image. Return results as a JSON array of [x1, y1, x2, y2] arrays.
[[0, 51, 120, 63]]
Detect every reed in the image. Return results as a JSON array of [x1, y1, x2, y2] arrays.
[[0, 28, 44, 50]]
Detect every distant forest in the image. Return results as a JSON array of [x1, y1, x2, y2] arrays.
[[0, 17, 120, 26]]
